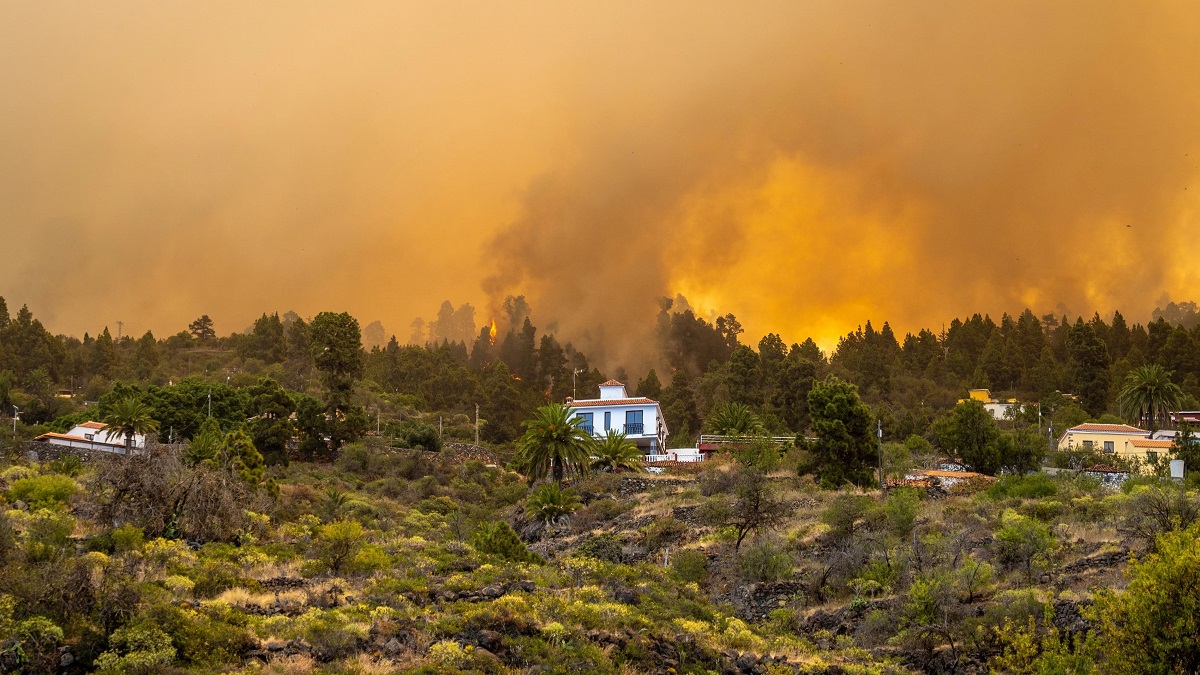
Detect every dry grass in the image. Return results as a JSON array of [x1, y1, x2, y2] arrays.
[[247, 559, 302, 581], [210, 587, 309, 611], [338, 654, 404, 674], [261, 654, 316, 674]]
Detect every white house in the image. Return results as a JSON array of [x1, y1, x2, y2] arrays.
[[566, 380, 668, 457], [34, 421, 144, 454], [959, 389, 1027, 422]]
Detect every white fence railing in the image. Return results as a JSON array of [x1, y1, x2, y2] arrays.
[[699, 434, 798, 445], [645, 453, 706, 463]]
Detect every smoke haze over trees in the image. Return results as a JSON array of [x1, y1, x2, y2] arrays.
[[4, 4, 1200, 359]]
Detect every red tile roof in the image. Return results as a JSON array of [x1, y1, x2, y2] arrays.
[[913, 469, 992, 479], [1066, 423, 1148, 434], [599, 380, 625, 387], [569, 398, 658, 407], [1129, 438, 1174, 448], [34, 432, 123, 446], [78, 421, 108, 429]]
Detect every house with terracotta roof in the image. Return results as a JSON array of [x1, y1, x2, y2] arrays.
[[1056, 422, 1149, 456], [1122, 438, 1174, 465], [566, 381, 669, 458], [34, 421, 144, 454]]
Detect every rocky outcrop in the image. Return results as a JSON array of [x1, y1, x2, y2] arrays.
[[618, 476, 694, 497], [440, 442, 500, 465]]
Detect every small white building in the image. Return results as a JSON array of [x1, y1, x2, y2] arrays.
[[34, 421, 144, 454], [566, 380, 668, 457], [959, 389, 1028, 422]]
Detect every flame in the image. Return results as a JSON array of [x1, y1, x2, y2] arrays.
[[489, 319, 497, 343]]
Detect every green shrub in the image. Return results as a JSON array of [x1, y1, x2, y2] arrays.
[[1024, 499, 1066, 522], [47, 455, 84, 477], [738, 539, 792, 583], [577, 533, 624, 563], [987, 473, 1059, 500], [349, 544, 391, 574], [394, 421, 442, 453], [526, 484, 581, 524], [143, 603, 254, 668], [8, 474, 77, 509], [641, 516, 687, 552], [24, 509, 75, 563], [821, 494, 875, 540], [954, 556, 995, 602], [93, 621, 176, 674], [994, 509, 1056, 583], [316, 519, 366, 574], [670, 549, 709, 584], [471, 521, 542, 564], [1090, 523, 1200, 673], [112, 524, 145, 553], [884, 487, 921, 536]]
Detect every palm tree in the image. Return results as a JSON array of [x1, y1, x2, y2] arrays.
[[707, 402, 764, 436], [590, 430, 645, 473], [514, 403, 592, 485], [102, 395, 159, 455], [525, 483, 582, 524], [1118, 364, 1184, 432]]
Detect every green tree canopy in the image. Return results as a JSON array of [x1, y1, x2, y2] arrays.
[[934, 400, 1001, 474], [807, 376, 876, 488]]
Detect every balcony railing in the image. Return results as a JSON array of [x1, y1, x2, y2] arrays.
[[645, 453, 706, 463], [624, 422, 644, 434], [580, 424, 594, 435]]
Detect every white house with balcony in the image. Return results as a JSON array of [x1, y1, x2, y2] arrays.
[[567, 380, 669, 458]]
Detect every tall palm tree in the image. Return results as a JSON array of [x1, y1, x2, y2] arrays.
[[707, 402, 764, 436], [102, 395, 159, 455], [590, 430, 645, 473], [515, 403, 592, 485], [1118, 364, 1184, 432]]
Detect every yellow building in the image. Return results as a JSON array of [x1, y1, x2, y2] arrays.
[[958, 388, 1026, 421], [1122, 438, 1174, 465], [1057, 423, 1150, 456], [966, 389, 991, 403]]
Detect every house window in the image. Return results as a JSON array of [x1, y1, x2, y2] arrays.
[[1103, 441, 1114, 453], [577, 413, 594, 434], [1148, 451, 1159, 463], [625, 410, 644, 434], [84, 434, 94, 441], [604, 411, 611, 431], [1082, 440, 1094, 450]]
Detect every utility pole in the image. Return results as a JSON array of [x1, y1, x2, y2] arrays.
[[877, 419, 885, 490], [207, 389, 212, 418], [439, 416, 443, 439], [116, 320, 123, 339], [475, 403, 480, 444], [572, 368, 583, 400], [12, 406, 18, 435]]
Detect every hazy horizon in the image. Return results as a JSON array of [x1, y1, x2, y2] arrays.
[[4, 2, 1200, 362]]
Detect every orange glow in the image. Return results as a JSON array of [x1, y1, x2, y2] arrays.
[[489, 319, 497, 343], [2, 3, 1200, 366]]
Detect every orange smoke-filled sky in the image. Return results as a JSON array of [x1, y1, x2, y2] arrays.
[[3, 2, 1200, 363]]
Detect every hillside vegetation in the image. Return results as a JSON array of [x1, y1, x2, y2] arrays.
[[2, 296, 1200, 673]]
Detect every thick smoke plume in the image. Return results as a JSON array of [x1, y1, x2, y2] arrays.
[[2, 3, 1199, 367]]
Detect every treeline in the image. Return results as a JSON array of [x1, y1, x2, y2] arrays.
[[3, 293, 1200, 458]]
